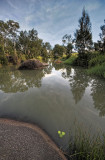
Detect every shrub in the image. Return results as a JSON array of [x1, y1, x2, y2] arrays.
[[37, 56, 43, 62], [0, 45, 8, 65], [87, 63, 105, 78], [0, 54, 8, 65], [89, 55, 105, 67], [75, 51, 99, 67], [19, 54, 26, 62]]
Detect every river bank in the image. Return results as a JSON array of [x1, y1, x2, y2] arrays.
[[62, 52, 105, 79]]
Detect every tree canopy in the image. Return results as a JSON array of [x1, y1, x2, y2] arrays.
[[75, 8, 92, 53], [52, 44, 65, 58]]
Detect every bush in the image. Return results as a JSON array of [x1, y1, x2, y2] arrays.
[[19, 54, 26, 62], [37, 56, 43, 62], [0, 54, 8, 65], [75, 51, 99, 67], [87, 63, 105, 78], [89, 55, 105, 67]]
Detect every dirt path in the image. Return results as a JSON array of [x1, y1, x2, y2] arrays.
[[0, 118, 66, 160]]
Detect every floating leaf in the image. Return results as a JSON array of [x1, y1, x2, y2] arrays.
[[58, 130, 66, 138], [62, 132, 65, 136], [58, 131, 61, 134], [59, 134, 63, 138]]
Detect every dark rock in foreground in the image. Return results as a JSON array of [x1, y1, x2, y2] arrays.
[[18, 59, 48, 70]]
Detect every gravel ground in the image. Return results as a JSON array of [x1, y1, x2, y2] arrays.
[[0, 119, 66, 160]]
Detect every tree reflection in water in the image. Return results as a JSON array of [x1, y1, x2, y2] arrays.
[[91, 79, 105, 117], [62, 66, 90, 104], [0, 65, 52, 93], [0, 63, 105, 117], [61, 65, 105, 116]]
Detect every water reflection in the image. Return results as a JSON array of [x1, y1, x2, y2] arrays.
[[70, 68, 90, 104], [0, 65, 52, 93], [0, 62, 105, 118], [91, 79, 105, 117], [0, 62, 105, 148], [53, 63, 65, 70], [61, 65, 105, 117], [62, 67, 90, 104]]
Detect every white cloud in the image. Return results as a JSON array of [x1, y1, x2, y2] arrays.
[[25, 15, 34, 24], [0, 0, 104, 45]]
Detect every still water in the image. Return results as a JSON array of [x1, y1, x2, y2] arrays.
[[0, 61, 105, 149]]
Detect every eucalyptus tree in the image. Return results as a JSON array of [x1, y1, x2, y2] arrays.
[[62, 34, 73, 57], [19, 30, 29, 54], [53, 44, 65, 58], [0, 20, 19, 54], [7, 20, 20, 54], [44, 42, 52, 51]]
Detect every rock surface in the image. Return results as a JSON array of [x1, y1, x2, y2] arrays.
[[0, 119, 66, 160], [18, 59, 48, 70]]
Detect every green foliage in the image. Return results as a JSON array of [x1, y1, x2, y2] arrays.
[[53, 44, 65, 58], [100, 20, 105, 52], [41, 47, 48, 58], [63, 54, 78, 65], [68, 130, 105, 160], [86, 53, 105, 78], [37, 56, 43, 62], [0, 20, 52, 64], [0, 54, 8, 65], [0, 45, 8, 65], [89, 54, 105, 67], [19, 54, 26, 62], [62, 34, 73, 57], [87, 63, 105, 78], [75, 8, 92, 53], [94, 41, 102, 52], [74, 51, 99, 67], [66, 43, 73, 57], [44, 42, 52, 50]]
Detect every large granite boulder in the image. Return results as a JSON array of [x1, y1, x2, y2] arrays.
[[18, 59, 48, 70]]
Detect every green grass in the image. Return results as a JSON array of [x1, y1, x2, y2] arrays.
[[87, 63, 105, 78], [63, 54, 78, 65], [65, 129, 105, 160], [89, 55, 105, 67]]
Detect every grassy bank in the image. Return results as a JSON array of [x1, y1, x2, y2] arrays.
[[87, 63, 105, 78], [87, 54, 105, 78], [62, 52, 105, 79], [65, 129, 105, 160], [63, 53, 78, 65]]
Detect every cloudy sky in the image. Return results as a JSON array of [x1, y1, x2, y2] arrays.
[[0, 0, 105, 46]]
